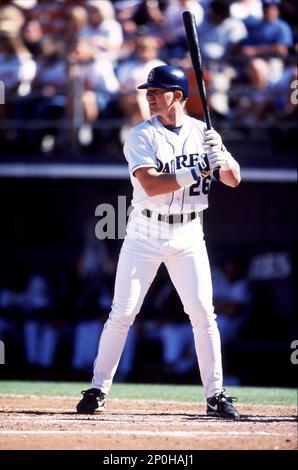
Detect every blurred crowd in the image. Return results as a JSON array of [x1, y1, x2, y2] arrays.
[[0, 245, 251, 382], [0, 0, 297, 156], [0, 233, 295, 385]]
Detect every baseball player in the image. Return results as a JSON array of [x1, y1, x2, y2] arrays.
[[76, 65, 241, 420]]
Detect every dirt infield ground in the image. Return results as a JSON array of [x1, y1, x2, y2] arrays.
[[0, 396, 297, 450]]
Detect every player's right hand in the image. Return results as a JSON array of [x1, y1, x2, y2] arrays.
[[207, 150, 234, 171]]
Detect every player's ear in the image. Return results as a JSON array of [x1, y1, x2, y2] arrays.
[[174, 90, 183, 102]]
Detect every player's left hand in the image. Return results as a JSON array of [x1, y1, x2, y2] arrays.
[[207, 150, 235, 171], [203, 129, 223, 152]]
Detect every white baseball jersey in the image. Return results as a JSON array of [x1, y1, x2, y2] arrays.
[[124, 115, 212, 215]]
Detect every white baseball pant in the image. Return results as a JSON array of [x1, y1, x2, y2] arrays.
[[91, 211, 223, 398]]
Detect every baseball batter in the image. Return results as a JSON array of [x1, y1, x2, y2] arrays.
[[77, 65, 241, 420]]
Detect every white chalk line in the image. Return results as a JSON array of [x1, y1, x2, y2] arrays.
[[0, 395, 296, 409], [1, 415, 296, 427], [0, 429, 295, 438], [1, 406, 297, 419]]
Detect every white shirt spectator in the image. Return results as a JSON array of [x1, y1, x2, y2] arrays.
[[24, 275, 51, 310], [213, 268, 251, 304], [0, 54, 36, 96], [80, 19, 123, 61], [162, 0, 204, 44], [80, 56, 119, 96], [200, 16, 248, 59], [117, 58, 165, 93], [230, 0, 263, 21]]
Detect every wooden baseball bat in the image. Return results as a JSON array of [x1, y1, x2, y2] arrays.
[[182, 11, 212, 130]]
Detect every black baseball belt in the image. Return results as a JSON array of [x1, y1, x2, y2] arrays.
[[141, 209, 198, 224]]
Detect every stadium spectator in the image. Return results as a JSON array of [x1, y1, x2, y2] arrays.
[[212, 257, 251, 345], [80, 0, 123, 62], [229, 56, 297, 124], [0, 0, 296, 157], [229, 57, 272, 123], [161, 0, 204, 59], [72, 276, 138, 382], [12, 0, 37, 10], [0, 3, 25, 34], [230, 0, 263, 28], [156, 281, 197, 376], [28, 0, 65, 35], [115, 0, 165, 38], [0, 32, 36, 98], [0, 18, 36, 146], [71, 223, 136, 381], [67, 38, 119, 147], [23, 274, 58, 370], [13, 34, 67, 152], [183, 1, 246, 118], [0, 271, 27, 364], [191, 0, 247, 117], [21, 19, 43, 58], [278, 0, 298, 43], [212, 256, 252, 384], [136, 267, 197, 380], [64, 4, 88, 46], [237, 0, 293, 58], [71, 274, 112, 374], [117, 35, 165, 139], [69, 222, 113, 371], [271, 60, 297, 119], [199, 0, 248, 61]]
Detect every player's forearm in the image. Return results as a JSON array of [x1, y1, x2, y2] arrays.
[[219, 160, 241, 187], [145, 174, 181, 196], [135, 168, 181, 196], [136, 163, 209, 196]]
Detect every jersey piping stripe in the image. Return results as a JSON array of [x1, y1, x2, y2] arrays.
[[180, 125, 194, 213], [181, 187, 186, 214], [161, 131, 176, 214], [163, 132, 175, 152], [131, 163, 158, 175], [167, 192, 175, 215]]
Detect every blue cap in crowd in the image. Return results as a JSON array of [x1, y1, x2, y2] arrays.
[[262, 0, 281, 6]]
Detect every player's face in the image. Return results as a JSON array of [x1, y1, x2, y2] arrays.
[[146, 87, 176, 115]]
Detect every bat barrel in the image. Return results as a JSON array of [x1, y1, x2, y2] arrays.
[[182, 11, 212, 130]]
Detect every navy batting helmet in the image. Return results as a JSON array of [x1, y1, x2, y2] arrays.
[[137, 65, 188, 99]]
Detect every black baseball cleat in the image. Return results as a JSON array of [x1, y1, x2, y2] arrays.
[[76, 388, 106, 414], [207, 388, 240, 420]]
